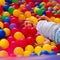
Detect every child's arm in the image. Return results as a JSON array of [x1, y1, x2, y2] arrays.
[[39, 16, 52, 22]]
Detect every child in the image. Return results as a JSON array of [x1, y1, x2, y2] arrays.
[[36, 16, 60, 44]]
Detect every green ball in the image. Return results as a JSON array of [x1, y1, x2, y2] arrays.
[[1, 15, 7, 20], [39, 3, 44, 8], [40, 7, 46, 11], [11, 0, 19, 4], [57, 10, 60, 14], [36, 9, 42, 16], [52, 10, 56, 16], [8, 6, 15, 14]]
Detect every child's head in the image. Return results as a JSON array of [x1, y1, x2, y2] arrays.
[[24, 20, 34, 28]]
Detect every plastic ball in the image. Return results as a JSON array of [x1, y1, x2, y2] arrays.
[[17, 38, 28, 49], [20, 4, 25, 10], [25, 45, 34, 53], [26, 0, 32, 3], [8, 6, 15, 14], [54, 18, 60, 23], [46, 11, 52, 17], [48, 7, 53, 11], [35, 2, 39, 6], [11, 0, 19, 4], [3, 5, 9, 11], [9, 23, 17, 30], [29, 2, 35, 7], [40, 50, 49, 55], [49, 51, 56, 55], [4, 17, 10, 23], [35, 46, 42, 55], [3, 12, 10, 17], [13, 9, 20, 17], [50, 17, 55, 22], [30, 53, 38, 56], [43, 0, 48, 3], [26, 37, 34, 46], [4, 18, 7, 26], [19, 14, 26, 20], [0, 0, 5, 6], [25, 11, 31, 18], [52, 10, 56, 16], [0, 6, 3, 14], [1, 15, 7, 20], [0, 39, 9, 49], [40, 7, 46, 11], [14, 32, 25, 40], [57, 10, 60, 14], [50, 42, 56, 46], [26, 4, 32, 11], [14, 47, 24, 56], [34, 7, 39, 13], [0, 29, 5, 39], [36, 9, 42, 16], [51, 46, 58, 53], [43, 44, 51, 52], [22, 8, 28, 13], [24, 51, 31, 56], [57, 44, 60, 50], [29, 16, 38, 25], [0, 50, 8, 57], [0, 22, 4, 28], [36, 36, 44, 44], [3, 28, 11, 37], [39, 2, 45, 7]]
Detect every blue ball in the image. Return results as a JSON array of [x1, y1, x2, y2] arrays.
[[0, 29, 5, 39], [30, 53, 38, 56], [48, 7, 53, 11], [3, 5, 9, 11], [49, 51, 56, 55], [58, 50, 60, 53], [9, 23, 17, 30], [42, 10, 46, 15], [35, 2, 39, 6], [5, 0, 12, 3], [40, 50, 49, 55], [4, 17, 10, 23]]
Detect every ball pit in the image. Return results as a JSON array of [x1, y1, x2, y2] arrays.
[[0, 0, 60, 58]]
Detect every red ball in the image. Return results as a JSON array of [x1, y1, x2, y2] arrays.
[[17, 38, 28, 49], [26, 0, 32, 3], [22, 8, 28, 13], [10, 17, 19, 24], [29, 2, 35, 7], [31, 27, 37, 37], [0, 6, 3, 14], [34, 33, 41, 39], [36, 15, 41, 19], [51, 46, 58, 53], [7, 36, 16, 43], [4, 22, 9, 28], [46, 11, 52, 17], [57, 44, 60, 50], [11, 27, 19, 36], [10, 3, 19, 9], [54, 13, 60, 18], [26, 36, 34, 46], [43, 0, 48, 3], [32, 13, 36, 17]]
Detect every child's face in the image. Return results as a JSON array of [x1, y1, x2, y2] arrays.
[[24, 20, 33, 28]]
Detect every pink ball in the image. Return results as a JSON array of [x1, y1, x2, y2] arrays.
[[22, 8, 28, 13]]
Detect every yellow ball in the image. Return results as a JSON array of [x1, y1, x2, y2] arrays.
[[54, 18, 60, 23], [25, 11, 31, 18], [14, 32, 25, 40], [43, 44, 51, 52], [24, 51, 31, 56], [29, 16, 38, 25], [14, 47, 24, 56], [51, 42, 56, 46], [3, 28, 11, 37], [50, 17, 55, 22], [3, 12, 10, 17], [34, 7, 39, 13], [13, 9, 20, 17], [0, 22, 4, 28], [19, 14, 26, 20], [25, 45, 34, 53], [35, 46, 42, 55], [0, 0, 5, 6], [0, 50, 8, 57], [36, 36, 44, 44], [0, 39, 9, 49]]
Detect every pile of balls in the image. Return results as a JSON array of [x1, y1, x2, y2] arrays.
[[0, 0, 60, 57]]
